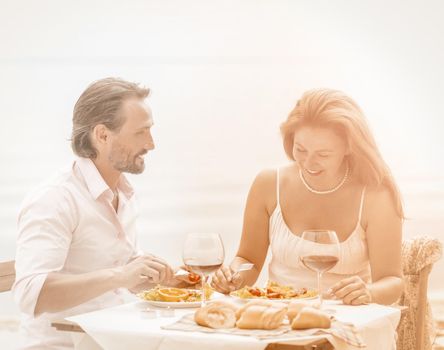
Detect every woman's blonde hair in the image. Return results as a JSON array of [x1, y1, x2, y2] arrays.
[[71, 77, 150, 159], [280, 88, 403, 218]]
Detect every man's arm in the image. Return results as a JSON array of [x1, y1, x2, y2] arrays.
[[13, 188, 173, 316], [34, 255, 172, 315]]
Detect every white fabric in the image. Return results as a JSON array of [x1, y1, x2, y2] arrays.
[[12, 157, 142, 349], [68, 299, 401, 350], [268, 168, 371, 290]]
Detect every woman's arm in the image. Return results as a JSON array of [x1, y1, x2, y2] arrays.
[[331, 186, 404, 305], [364, 186, 404, 304], [212, 169, 276, 293]]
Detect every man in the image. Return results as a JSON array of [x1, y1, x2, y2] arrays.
[[13, 77, 175, 349]]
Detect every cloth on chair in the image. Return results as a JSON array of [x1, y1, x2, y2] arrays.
[[397, 235, 442, 350]]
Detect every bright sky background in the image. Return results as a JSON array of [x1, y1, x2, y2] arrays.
[[0, 1, 443, 299]]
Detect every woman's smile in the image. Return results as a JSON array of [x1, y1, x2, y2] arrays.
[[305, 168, 323, 176]]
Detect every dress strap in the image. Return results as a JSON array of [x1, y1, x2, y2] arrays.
[[276, 168, 280, 207], [357, 187, 366, 223]]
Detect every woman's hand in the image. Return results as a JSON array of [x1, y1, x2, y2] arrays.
[[211, 265, 243, 294], [329, 276, 372, 305]]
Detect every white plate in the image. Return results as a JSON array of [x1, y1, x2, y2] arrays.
[[139, 291, 224, 309], [229, 293, 318, 303], [143, 300, 202, 308]]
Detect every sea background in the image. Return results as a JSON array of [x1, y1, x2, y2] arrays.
[[0, 0, 443, 339]]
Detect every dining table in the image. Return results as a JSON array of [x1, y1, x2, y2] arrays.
[[51, 293, 402, 350]]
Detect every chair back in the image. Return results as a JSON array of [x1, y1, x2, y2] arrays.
[[0, 260, 15, 293], [397, 236, 442, 350]]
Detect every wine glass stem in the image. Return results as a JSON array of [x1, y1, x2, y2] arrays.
[[201, 274, 206, 306], [317, 271, 323, 309]]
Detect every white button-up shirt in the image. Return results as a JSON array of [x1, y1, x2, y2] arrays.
[[13, 157, 143, 349]]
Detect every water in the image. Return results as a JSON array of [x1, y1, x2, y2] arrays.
[[2, 172, 443, 285]]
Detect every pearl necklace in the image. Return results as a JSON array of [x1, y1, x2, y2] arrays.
[[299, 164, 349, 195]]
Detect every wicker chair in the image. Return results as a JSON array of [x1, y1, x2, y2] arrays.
[[397, 236, 442, 350], [0, 260, 15, 293]]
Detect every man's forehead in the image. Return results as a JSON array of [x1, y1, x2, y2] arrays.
[[121, 97, 150, 111], [120, 98, 153, 123]]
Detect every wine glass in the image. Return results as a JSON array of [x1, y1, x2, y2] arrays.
[[298, 230, 340, 310], [182, 233, 224, 306]]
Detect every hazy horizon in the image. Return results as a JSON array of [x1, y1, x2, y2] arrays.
[[1, 2, 443, 320]]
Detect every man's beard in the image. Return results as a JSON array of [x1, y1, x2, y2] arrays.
[[109, 143, 146, 174]]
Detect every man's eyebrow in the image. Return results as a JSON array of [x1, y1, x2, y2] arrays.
[[137, 123, 153, 130]]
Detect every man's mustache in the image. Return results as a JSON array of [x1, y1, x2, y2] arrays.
[[136, 150, 148, 157]]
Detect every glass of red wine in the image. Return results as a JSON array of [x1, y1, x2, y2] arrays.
[[182, 233, 224, 306], [299, 230, 340, 310]]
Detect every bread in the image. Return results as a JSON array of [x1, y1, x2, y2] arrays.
[[290, 306, 331, 329], [287, 301, 312, 322], [236, 299, 288, 330], [194, 300, 238, 329]]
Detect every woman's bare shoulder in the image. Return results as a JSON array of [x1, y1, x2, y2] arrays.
[[251, 165, 296, 188], [249, 168, 281, 214], [251, 168, 277, 192], [364, 184, 398, 218]]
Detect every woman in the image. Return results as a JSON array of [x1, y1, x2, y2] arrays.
[[212, 88, 404, 305]]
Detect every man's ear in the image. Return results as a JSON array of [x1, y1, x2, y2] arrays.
[[92, 124, 110, 146]]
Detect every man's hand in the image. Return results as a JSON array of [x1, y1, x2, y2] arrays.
[[117, 254, 174, 290]]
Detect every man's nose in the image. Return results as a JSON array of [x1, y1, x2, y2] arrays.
[[145, 140, 155, 151], [145, 133, 155, 150]]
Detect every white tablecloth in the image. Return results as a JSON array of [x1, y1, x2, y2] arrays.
[[68, 299, 401, 350]]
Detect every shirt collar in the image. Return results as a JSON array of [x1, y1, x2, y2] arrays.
[[75, 157, 135, 201]]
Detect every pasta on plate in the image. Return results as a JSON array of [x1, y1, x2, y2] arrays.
[[230, 281, 317, 300]]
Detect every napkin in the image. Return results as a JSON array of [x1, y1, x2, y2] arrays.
[[162, 313, 288, 339], [162, 313, 366, 347]]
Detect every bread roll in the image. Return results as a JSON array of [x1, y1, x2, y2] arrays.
[[194, 300, 238, 329], [287, 301, 311, 322], [236, 299, 287, 330], [291, 306, 331, 329], [235, 299, 272, 319]]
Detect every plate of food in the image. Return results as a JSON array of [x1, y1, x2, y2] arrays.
[[230, 281, 317, 302], [137, 285, 217, 308]]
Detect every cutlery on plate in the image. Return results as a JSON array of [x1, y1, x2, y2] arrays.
[[236, 263, 254, 272], [231, 263, 254, 280], [174, 269, 190, 277], [174, 263, 253, 280]]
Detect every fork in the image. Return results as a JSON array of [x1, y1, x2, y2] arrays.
[[175, 263, 254, 280], [174, 269, 190, 277], [231, 263, 254, 281]]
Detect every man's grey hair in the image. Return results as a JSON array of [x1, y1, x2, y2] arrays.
[[71, 77, 150, 159]]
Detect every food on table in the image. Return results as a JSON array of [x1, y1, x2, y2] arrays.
[[138, 284, 213, 303], [231, 281, 317, 300], [236, 299, 288, 330], [290, 306, 331, 329], [187, 272, 201, 283], [193, 299, 330, 331], [194, 300, 238, 329], [287, 301, 312, 322], [157, 288, 189, 302]]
